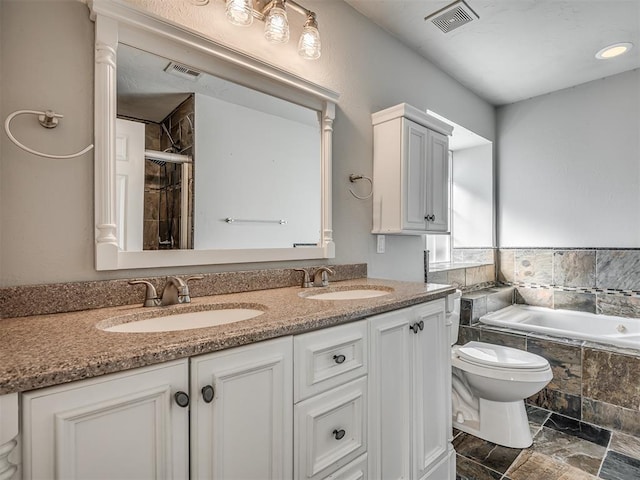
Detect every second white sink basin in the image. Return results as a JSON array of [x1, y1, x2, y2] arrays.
[[303, 288, 391, 301], [102, 308, 264, 333]]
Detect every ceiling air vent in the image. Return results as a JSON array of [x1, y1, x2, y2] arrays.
[[164, 62, 203, 81], [425, 0, 479, 34]]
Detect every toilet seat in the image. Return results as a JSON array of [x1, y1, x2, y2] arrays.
[[456, 341, 549, 371], [452, 342, 552, 383]]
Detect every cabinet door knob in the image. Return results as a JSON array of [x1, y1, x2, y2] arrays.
[[409, 323, 419, 334], [333, 354, 346, 364], [201, 385, 215, 403], [425, 214, 436, 222], [174, 391, 190, 408], [418, 320, 424, 331], [333, 429, 346, 440]]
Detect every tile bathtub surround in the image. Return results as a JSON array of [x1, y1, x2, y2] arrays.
[[428, 263, 496, 291], [459, 286, 515, 325], [0, 263, 367, 318], [498, 248, 640, 318], [456, 406, 640, 480]]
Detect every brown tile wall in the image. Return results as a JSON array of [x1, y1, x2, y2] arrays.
[[498, 248, 640, 319]]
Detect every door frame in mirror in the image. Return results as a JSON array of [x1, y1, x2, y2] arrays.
[[89, 0, 339, 270]]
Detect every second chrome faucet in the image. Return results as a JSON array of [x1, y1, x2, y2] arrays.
[[294, 267, 335, 288]]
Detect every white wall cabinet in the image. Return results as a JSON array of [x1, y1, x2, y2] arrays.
[[368, 300, 455, 480], [372, 103, 453, 235]]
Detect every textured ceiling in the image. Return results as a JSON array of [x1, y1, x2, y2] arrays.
[[345, 0, 640, 105]]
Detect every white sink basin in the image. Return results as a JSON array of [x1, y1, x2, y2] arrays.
[[101, 308, 264, 333], [302, 288, 391, 301]]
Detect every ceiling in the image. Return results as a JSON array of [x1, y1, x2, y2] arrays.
[[345, 0, 640, 106]]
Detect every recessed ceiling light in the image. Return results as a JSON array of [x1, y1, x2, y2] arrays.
[[595, 42, 633, 59]]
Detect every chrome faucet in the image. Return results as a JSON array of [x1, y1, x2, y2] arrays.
[[161, 275, 203, 306], [312, 267, 335, 287], [130, 275, 203, 307]]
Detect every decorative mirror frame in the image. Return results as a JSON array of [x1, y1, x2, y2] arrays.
[[89, 0, 338, 270]]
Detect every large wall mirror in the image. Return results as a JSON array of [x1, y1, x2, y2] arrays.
[[90, 0, 338, 270]]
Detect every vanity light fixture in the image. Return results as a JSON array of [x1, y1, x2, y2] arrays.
[[220, 0, 322, 59], [595, 42, 633, 59]]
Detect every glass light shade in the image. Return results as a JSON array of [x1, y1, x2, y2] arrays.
[[226, 0, 253, 26], [298, 25, 321, 59], [264, 5, 289, 43]]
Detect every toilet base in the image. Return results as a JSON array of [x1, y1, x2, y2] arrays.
[[453, 398, 533, 448]]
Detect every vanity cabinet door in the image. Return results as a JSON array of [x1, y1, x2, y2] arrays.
[[368, 301, 454, 480], [21, 359, 189, 480], [412, 301, 452, 480], [191, 336, 293, 480], [368, 307, 413, 480]]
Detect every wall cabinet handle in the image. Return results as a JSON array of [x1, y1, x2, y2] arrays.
[[201, 385, 215, 403], [174, 391, 190, 408], [333, 429, 346, 440], [333, 354, 346, 364]]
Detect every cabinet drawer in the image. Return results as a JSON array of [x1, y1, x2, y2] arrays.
[[323, 453, 368, 480], [294, 320, 367, 401], [295, 377, 367, 480]]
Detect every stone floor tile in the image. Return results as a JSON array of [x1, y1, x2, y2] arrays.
[[599, 451, 640, 480], [455, 454, 502, 480], [529, 427, 606, 475], [609, 431, 640, 460], [544, 413, 611, 447], [506, 450, 598, 480], [452, 432, 522, 474]]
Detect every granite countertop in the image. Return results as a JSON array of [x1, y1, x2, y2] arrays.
[[0, 278, 455, 396]]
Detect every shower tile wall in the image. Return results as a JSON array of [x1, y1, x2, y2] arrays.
[[498, 248, 640, 318], [143, 95, 194, 250]]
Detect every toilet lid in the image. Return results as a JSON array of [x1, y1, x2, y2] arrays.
[[456, 341, 549, 370]]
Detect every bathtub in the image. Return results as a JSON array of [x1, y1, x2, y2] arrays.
[[480, 305, 640, 350]]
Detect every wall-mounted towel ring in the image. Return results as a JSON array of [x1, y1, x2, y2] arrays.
[[348, 173, 373, 200], [4, 109, 94, 159]]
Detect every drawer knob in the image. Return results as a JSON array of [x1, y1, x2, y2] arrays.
[[333, 354, 346, 364], [409, 323, 419, 334], [174, 391, 190, 408], [201, 385, 215, 403], [333, 429, 346, 440], [418, 320, 424, 331]]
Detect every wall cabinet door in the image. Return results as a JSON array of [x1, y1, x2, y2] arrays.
[[368, 301, 453, 480], [190, 336, 293, 480], [403, 120, 430, 232], [22, 360, 189, 480], [425, 130, 450, 233]]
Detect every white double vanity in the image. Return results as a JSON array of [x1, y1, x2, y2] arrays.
[[2, 281, 456, 480]]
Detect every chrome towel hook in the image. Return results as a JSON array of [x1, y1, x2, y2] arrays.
[[4, 109, 94, 159], [348, 173, 373, 200]]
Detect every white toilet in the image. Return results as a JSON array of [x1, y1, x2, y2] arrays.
[[447, 290, 552, 448]]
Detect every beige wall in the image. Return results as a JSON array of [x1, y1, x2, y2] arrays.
[[0, 0, 494, 287]]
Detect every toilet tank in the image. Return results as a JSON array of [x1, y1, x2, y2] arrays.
[[446, 290, 462, 346]]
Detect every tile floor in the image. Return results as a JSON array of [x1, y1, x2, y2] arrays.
[[454, 405, 640, 480]]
